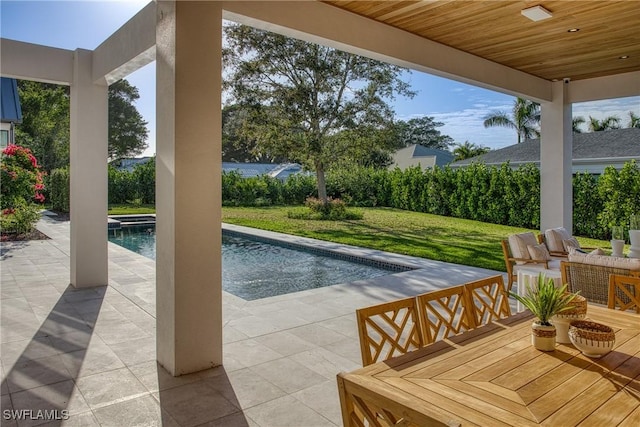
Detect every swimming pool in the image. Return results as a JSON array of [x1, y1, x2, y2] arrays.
[[108, 227, 396, 300]]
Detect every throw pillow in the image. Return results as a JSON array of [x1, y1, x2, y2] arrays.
[[562, 237, 581, 252], [588, 248, 605, 256], [508, 232, 538, 263], [545, 227, 571, 252], [527, 244, 551, 261]]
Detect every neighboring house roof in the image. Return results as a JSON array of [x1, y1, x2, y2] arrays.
[[452, 128, 640, 173], [222, 162, 278, 178], [391, 144, 454, 170], [0, 78, 22, 124]]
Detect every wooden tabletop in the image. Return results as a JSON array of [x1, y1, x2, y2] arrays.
[[337, 304, 640, 426]]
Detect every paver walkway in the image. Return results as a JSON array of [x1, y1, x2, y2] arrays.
[[1, 215, 502, 426]]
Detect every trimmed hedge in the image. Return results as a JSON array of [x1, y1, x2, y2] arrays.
[[47, 157, 640, 241], [222, 161, 640, 240]]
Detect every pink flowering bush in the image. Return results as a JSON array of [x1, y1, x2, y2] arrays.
[[1, 145, 45, 234]]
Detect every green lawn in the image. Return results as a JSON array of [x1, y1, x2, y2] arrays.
[[108, 204, 156, 215], [221, 206, 611, 272]]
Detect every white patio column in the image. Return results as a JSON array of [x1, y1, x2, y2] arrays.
[[540, 80, 573, 232], [69, 49, 108, 288], [155, 1, 223, 375]]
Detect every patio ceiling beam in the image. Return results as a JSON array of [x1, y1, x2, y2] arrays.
[[221, 0, 552, 102], [92, 1, 156, 85], [0, 39, 73, 85], [567, 71, 640, 103]]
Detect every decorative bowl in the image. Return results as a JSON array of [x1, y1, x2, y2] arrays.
[[568, 320, 616, 358]]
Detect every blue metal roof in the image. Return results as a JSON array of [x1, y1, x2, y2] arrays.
[[1, 78, 22, 123]]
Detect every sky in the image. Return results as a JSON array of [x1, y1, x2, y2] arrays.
[[2, 0, 639, 157]]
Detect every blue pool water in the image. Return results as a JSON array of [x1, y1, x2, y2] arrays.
[[108, 227, 394, 300]]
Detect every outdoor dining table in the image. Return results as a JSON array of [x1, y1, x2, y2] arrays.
[[337, 304, 640, 426]]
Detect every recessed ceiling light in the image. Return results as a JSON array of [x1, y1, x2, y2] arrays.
[[521, 5, 553, 22], [567, 28, 580, 33], [619, 55, 630, 59]]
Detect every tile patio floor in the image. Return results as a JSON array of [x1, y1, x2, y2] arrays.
[[1, 215, 503, 427]]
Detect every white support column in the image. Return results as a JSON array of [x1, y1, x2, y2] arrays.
[[70, 49, 108, 288], [540, 80, 573, 232], [156, 1, 223, 375]]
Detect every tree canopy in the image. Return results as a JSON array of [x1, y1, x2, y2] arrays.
[[587, 115, 621, 132], [223, 23, 415, 201], [15, 81, 70, 174], [108, 79, 148, 160], [483, 97, 540, 144], [452, 141, 490, 161], [393, 116, 453, 150], [15, 79, 148, 172]]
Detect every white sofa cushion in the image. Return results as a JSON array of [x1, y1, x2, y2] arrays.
[[545, 227, 572, 252], [508, 232, 538, 264], [568, 253, 640, 271]]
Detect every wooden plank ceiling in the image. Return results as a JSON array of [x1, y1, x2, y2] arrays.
[[322, 1, 640, 81]]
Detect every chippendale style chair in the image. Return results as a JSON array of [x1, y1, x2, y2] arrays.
[[356, 297, 424, 366]]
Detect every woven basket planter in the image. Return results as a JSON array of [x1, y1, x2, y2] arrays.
[[568, 320, 616, 358], [551, 294, 588, 343]]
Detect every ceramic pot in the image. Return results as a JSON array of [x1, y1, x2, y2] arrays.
[[610, 239, 625, 258], [551, 294, 588, 343], [531, 322, 556, 351]]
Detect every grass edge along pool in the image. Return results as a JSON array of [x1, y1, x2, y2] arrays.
[[109, 225, 412, 301]]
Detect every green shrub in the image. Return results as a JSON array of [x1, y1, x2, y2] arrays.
[[1, 200, 41, 234], [288, 197, 363, 220], [133, 158, 155, 205], [49, 167, 70, 212]]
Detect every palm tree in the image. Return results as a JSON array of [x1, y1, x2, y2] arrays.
[[588, 115, 620, 132], [483, 97, 540, 144], [629, 112, 640, 129], [572, 116, 585, 133], [453, 141, 490, 161]]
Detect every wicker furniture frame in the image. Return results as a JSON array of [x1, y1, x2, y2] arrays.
[[560, 260, 640, 305]]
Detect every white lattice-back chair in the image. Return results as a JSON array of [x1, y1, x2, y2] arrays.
[[464, 275, 512, 327], [356, 297, 424, 366], [416, 285, 475, 344]]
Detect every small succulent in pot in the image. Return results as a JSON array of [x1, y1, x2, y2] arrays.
[[509, 274, 579, 351]]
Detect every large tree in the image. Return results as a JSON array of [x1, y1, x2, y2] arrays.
[[483, 97, 540, 144], [223, 24, 414, 202], [222, 104, 286, 163], [393, 116, 453, 150], [16, 79, 149, 169], [15, 81, 70, 174], [108, 79, 148, 160]]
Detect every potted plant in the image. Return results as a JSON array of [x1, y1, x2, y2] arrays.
[[509, 274, 578, 351]]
